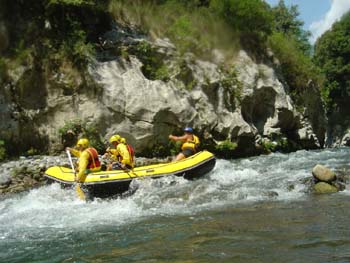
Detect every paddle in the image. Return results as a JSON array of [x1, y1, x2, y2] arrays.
[[66, 150, 86, 201], [115, 162, 142, 180]]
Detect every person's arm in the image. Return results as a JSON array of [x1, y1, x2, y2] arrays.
[[103, 147, 111, 158], [76, 151, 89, 182], [66, 147, 81, 158], [108, 148, 119, 161], [169, 134, 189, 142]]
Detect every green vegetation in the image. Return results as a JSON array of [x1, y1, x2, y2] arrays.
[[0, 58, 8, 84], [271, 0, 312, 56], [277, 137, 289, 151], [175, 59, 197, 90], [83, 124, 106, 154], [170, 141, 183, 156], [268, 32, 321, 103], [210, 0, 273, 53], [3, 0, 322, 98], [26, 147, 39, 156], [11, 40, 34, 67], [314, 11, 350, 113], [109, 0, 240, 60], [43, 0, 104, 68], [59, 119, 105, 153], [0, 140, 7, 161], [258, 136, 295, 153], [1, 0, 109, 70], [58, 119, 84, 137], [210, 0, 273, 34], [260, 139, 276, 153], [214, 140, 238, 158], [55, 20, 95, 66], [2, 0, 350, 158], [0, 0, 110, 157], [220, 65, 243, 105], [139, 140, 181, 158], [48, 0, 95, 5], [268, 0, 322, 106], [166, 14, 201, 54], [131, 41, 170, 81], [108, 0, 322, 107]]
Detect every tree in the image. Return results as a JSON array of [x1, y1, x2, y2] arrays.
[[209, 0, 273, 54], [210, 0, 273, 37], [271, 0, 312, 56], [314, 11, 350, 111]]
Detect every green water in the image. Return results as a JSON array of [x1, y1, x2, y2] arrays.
[[1, 148, 350, 262]]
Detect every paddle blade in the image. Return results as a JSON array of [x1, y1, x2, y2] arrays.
[[76, 184, 86, 201]]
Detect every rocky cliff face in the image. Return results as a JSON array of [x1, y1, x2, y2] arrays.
[[0, 22, 326, 157]]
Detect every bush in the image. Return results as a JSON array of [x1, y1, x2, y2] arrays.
[[268, 32, 322, 105], [138, 140, 181, 158], [260, 139, 276, 153], [132, 41, 170, 81], [83, 124, 105, 154], [210, 0, 273, 52], [109, 0, 240, 60], [220, 65, 243, 104], [259, 137, 292, 153], [0, 58, 8, 84], [0, 140, 6, 161], [210, 0, 273, 34], [52, 18, 95, 67], [26, 147, 39, 156], [59, 119, 83, 137], [59, 119, 105, 153], [166, 15, 201, 55], [215, 140, 238, 158]]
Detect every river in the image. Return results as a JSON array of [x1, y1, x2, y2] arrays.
[[1, 148, 350, 263]]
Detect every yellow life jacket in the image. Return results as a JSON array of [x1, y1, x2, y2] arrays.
[[181, 135, 200, 151]]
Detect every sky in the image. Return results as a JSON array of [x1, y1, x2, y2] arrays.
[[265, 0, 350, 44]]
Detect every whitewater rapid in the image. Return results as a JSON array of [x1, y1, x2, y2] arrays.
[[1, 148, 350, 237], [2, 148, 350, 263]]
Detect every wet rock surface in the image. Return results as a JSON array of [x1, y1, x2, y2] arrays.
[[311, 164, 348, 194]]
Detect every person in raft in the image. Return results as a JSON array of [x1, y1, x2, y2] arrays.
[[104, 134, 134, 170], [169, 127, 200, 161], [66, 138, 101, 182]]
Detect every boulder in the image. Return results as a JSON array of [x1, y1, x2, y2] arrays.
[[312, 164, 336, 182], [313, 182, 338, 194], [341, 131, 350, 146], [0, 171, 11, 187]]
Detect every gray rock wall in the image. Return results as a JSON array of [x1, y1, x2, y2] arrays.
[[0, 33, 326, 156]]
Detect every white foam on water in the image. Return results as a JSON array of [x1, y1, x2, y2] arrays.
[[1, 148, 350, 240], [0, 184, 148, 241]]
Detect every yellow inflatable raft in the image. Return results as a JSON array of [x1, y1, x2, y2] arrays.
[[45, 150, 216, 198]]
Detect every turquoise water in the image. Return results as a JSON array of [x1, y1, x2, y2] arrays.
[[1, 148, 350, 262]]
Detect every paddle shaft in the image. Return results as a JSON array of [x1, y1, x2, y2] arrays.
[[115, 162, 142, 179], [66, 150, 86, 200], [66, 150, 76, 174], [104, 156, 141, 179]]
